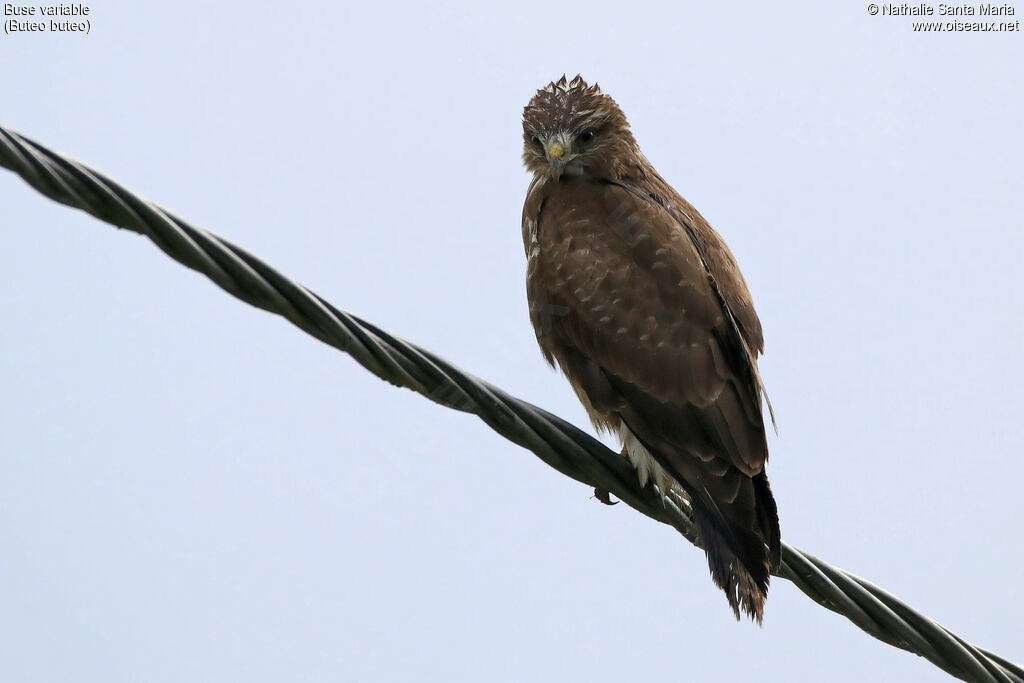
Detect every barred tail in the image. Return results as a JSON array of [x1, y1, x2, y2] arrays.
[[689, 472, 780, 623]]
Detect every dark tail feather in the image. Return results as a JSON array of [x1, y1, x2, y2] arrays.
[[689, 472, 780, 624]]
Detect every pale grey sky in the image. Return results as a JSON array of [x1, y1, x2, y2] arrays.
[[2, 1, 1022, 681]]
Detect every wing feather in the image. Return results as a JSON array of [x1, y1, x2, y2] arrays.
[[528, 179, 766, 473], [525, 177, 780, 620]]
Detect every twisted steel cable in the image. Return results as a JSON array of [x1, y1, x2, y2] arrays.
[[1, 125, 1020, 683]]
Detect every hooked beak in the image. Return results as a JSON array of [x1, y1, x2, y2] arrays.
[[544, 136, 578, 169]]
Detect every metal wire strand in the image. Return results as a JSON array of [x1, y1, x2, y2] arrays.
[[1, 125, 1020, 683]]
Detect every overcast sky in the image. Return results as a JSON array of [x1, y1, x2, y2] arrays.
[[2, 1, 1022, 681]]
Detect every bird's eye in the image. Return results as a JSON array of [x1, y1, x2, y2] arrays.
[[531, 135, 543, 147], [579, 130, 595, 143]]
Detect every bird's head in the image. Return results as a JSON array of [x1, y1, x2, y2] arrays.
[[522, 75, 638, 181]]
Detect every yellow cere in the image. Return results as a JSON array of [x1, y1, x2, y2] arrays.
[[546, 142, 565, 159]]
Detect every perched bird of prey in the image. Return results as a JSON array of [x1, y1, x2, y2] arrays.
[[521, 75, 781, 622]]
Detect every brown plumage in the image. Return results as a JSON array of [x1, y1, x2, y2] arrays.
[[521, 75, 781, 622]]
